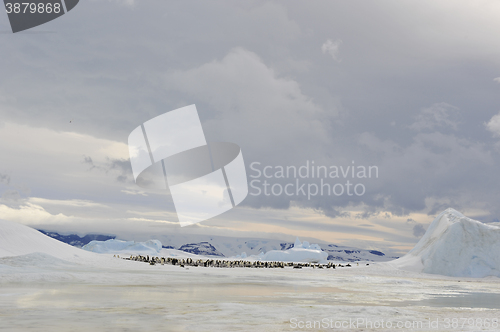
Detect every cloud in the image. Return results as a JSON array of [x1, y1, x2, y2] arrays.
[[410, 103, 460, 131], [82, 155, 99, 171], [1, 190, 21, 201], [121, 189, 148, 196], [97, 0, 136, 6], [412, 224, 426, 237], [0, 181, 30, 204], [83, 155, 132, 183], [28, 197, 109, 208], [4, 0, 500, 251], [0, 202, 72, 225], [494, 77, 500, 83], [165, 48, 332, 161], [405, 215, 427, 238], [485, 112, 500, 137], [107, 158, 133, 183], [0, 173, 10, 185], [321, 39, 343, 61], [359, 110, 494, 217]]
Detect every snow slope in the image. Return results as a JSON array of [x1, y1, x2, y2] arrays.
[[390, 208, 500, 278], [0, 219, 98, 261]]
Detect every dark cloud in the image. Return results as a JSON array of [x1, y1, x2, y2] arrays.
[[1, 190, 21, 201], [107, 158, 133, 183], [82, 155, 97, 171], [0, 173, 10, 185], [412, 224, 426, 238], [81, 155, 132, 183], [1, 0, 500, 242]]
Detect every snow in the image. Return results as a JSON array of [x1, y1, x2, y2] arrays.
[[256, 237, 328, 263], [2, 215, 500, 331], [0, 219, 99, 262], [389, 208, 500, 278], [82, 238, 162, 255]]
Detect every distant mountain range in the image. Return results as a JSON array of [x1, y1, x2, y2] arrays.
[[36, 229, 397, 262], [37, 230, 115, 248]]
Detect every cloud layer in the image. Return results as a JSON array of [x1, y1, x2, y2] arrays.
[[2, 1, 500, 253]]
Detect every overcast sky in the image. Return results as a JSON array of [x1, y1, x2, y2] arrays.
[[1, 0, 500, 254]]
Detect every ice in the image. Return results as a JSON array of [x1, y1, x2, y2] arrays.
[[256, 237, 328, 263], [389, 208, 500, 278], [258, 247, 328, 263], [309, 244, 321, 250], [82, 239, 162, 255], [294, 236, 302, 248], [235, 252, 247, 259]]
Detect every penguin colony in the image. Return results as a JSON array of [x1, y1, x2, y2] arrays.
[[121, 255, 365, 269]]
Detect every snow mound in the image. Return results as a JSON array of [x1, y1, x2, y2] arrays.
[[390, 208, 500, 278], [0, 219, 97, 261], [258, 237, 328, 263], [83, 239, 162, 255]]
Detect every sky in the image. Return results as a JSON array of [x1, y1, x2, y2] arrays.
[[1, 0, 500, 255]]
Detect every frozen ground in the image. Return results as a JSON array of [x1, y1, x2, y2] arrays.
[[1, 218, 500, 331], [1, 255, 500, 331]]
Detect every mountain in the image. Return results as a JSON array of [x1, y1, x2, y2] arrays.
[[390, 208, 500, 278], [177, 242, 224, 256], [37, 230, 115, 248]]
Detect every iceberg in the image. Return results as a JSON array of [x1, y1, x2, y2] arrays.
[[258, 237, 328, 263], [82, 239, 162, 255], [391, 208, 500, 278]]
